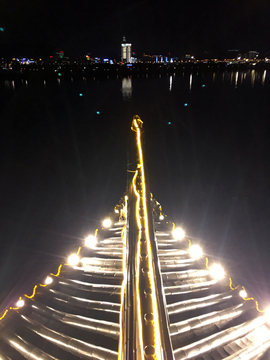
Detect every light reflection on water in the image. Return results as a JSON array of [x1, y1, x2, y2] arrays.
[[121, 77, 132, 100], [2, 69, 268, 97]]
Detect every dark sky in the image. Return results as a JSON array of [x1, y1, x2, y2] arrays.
[[1, 0, 270, 58]]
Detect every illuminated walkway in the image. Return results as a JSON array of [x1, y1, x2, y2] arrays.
[[0, 116, 270, 359]]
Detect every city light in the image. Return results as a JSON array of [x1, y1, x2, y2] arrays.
[[209, 264, 225, 280], [44, 276, 53, 285], [67, 254, 80, 266], [189, 244, 203, 259], [159, 214, 164, 220], [85, 235, 97, 248], [173, 227, 185, 240], [103, 218, 112, 228]]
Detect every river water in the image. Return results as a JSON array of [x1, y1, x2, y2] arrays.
[[0, 68, 270, 309]]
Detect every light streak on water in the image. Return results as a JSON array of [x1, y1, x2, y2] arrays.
[[189, 74, 192, 90], [262, 70, 267, 85], [169, 75, 172, 91], [235, 71, 239, 88], [251, 70, 255, 87]]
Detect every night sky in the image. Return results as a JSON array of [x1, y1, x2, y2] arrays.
[[1, 0, 270, 58]]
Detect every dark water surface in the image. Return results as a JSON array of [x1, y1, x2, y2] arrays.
[[0, 69, 270, 310]]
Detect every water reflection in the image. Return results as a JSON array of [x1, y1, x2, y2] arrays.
[[251, 70, 255, 87], [262, 70, 267, 85], [121, 77, 132, 100], [169, 75, 172, 91], [235, 71, 238, 88], [189, 74, 192, 91]]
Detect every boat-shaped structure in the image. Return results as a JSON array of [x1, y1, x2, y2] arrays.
[[0, 116, 270, 360]]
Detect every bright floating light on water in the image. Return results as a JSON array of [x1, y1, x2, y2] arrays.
[[85, 235, 97, 248], [159, 214, 164, 221], [16, 299, 25, 308], [103, 218, 112, 228], [239, 289, 247, 298], [67, 254, 80, 266], [44, 276, 53, 285], [209, 264, 225, 280], [189, 245, 203, 259], [173, 227, 185, 240]]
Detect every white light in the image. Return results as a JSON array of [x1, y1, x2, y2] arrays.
[[103, 218, 112, 228], [114, 209, 119, 213], [173, 227, 185, 240], [265, 307, 270, 324], [209, 264, 225, 280], [239, 289, 247, 298], [159, 215, 164, 221], [67, 254, 80, 266], [85, 235, 97, 248], [45, 276, 53, 285], [16, 299, 25, 308], [189, 245, 203, 259]]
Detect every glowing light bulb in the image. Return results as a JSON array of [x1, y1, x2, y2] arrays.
[[103, 218, 112, 228], [173, 227, 185, 240], [114, 209, 119, 213], [85, 235, 97, 248], [189, 245, 203, 259], [45, 276, 53, 285], [209, 264, 225, 280], [159, 214, 164, 221], [16, 299, 25, 308], [67, 254, 80, 266], [239, 289, 247, 298]]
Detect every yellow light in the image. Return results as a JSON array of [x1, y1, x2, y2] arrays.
[[209, 264, 225, 280], [44, 276, 53, 285], [159, 215, 164, 221], [67, 254, 80, 266], [132, 117, 162, 359], [85, 235, 97, 248], [173, 227, 185, 240], [16, 299, 25, 308], [189, 245, 203, 259], [239, 289, 247, 298], [103, 218, 112, 228]]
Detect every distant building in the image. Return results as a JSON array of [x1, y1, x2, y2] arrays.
[[248, 51, 259, 59], [121, 36, 132, 63]]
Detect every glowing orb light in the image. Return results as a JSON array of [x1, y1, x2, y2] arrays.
[[239, 289, 247, 298], [16, 299, 25, 308], [209, 264, 225, 280], [103, 218, 112, 228], [44, 276, 53, 285], [189, 245, 203, 259], [67, 254, 80, 266], [173, 227, 185, 240], [159, 215, 164, 221], [85, 235, 97, 249]]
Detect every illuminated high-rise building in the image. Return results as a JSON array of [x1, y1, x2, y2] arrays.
[[121, 36, 131, 63]]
